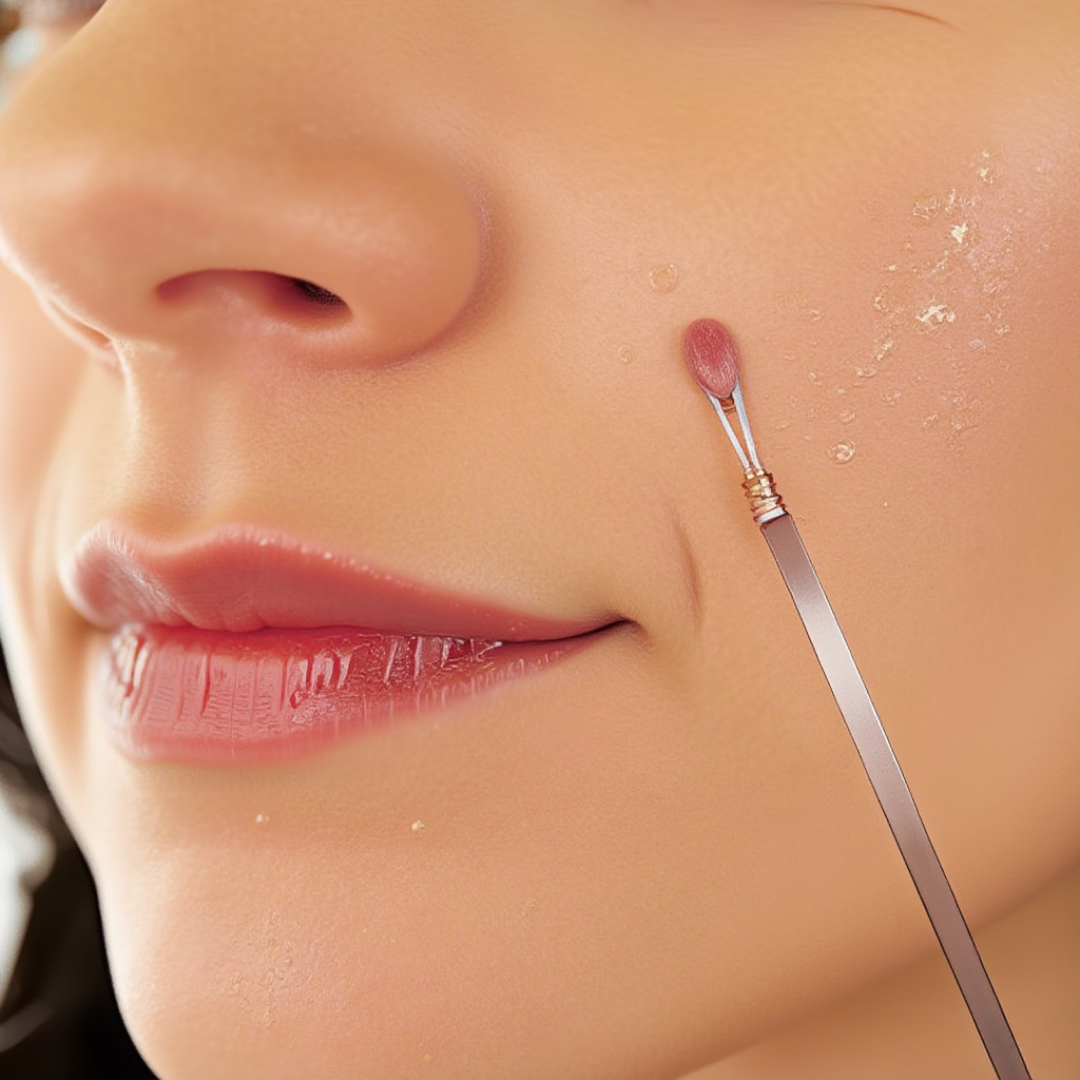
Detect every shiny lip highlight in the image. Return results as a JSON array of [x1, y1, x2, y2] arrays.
[[63, 524, 621, 764], [103, 623, 598, 764]]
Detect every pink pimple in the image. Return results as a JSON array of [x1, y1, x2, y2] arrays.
[[682, 318, 740, 399]]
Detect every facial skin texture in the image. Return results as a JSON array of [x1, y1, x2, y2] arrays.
[[0, 2, 1079, 1078]]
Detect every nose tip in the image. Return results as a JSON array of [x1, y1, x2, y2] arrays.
[[0, 62, 484, 369]]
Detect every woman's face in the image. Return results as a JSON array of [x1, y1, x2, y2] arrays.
[[0, 2, 1078, 1078]]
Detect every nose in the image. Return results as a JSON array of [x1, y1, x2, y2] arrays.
[[0, 16, 483, 369]]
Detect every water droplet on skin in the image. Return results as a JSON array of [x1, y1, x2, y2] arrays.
[[882, 389, 903, 406], [411, 820, 426, 835], [648, 263, 680, 294], [923, 414, 940, 428], [839, 410, 856, 424], [854, 366, 878, 379], [882, 501, 890, 508], [807, 371, 823, 385], [829, 442, 856, 464], [255, 814, 270, 827], [617, 345, 635, 365]]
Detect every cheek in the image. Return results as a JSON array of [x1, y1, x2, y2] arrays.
[[0, 269, 83, 541], [734, 138, 1080, 910], [0, 269, 94, 816]]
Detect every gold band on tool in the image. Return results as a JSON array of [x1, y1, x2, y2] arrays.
[[742, 467, 784, 524]]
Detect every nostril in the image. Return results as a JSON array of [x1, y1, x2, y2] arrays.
[[290, 278, 347, 309], [156, 270, 352, 326]]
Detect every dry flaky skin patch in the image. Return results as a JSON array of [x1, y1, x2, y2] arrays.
[[866, 146, 1023, 448], [224, 909, 308, 1031], [766, 143, 1050, 463]]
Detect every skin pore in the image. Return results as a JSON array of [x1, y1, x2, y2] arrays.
[[0, 2, 1078, 1078]]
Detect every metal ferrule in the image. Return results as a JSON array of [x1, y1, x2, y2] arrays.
[[742, 467, 786, 524]]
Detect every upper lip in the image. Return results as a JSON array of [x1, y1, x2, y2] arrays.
[[62, 523, 613, 640]]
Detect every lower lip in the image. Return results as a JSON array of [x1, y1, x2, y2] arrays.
[[102, 624, 593, 765]]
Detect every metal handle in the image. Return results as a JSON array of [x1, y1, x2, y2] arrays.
[[761, 512, 1031, 1080]]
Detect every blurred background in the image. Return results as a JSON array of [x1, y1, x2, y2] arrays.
[[1, 648, 160, 1079]]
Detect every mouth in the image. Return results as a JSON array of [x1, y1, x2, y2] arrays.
[[64, 524, 624, 765]]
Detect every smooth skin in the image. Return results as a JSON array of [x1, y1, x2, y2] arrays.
[[0, 2, 1078, 1078]]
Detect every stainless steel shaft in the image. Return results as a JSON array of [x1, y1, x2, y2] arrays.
[[761, 512, 1031, 1080]]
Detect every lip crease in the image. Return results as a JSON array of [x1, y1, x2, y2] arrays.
[[63, 524, 620, 764]]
